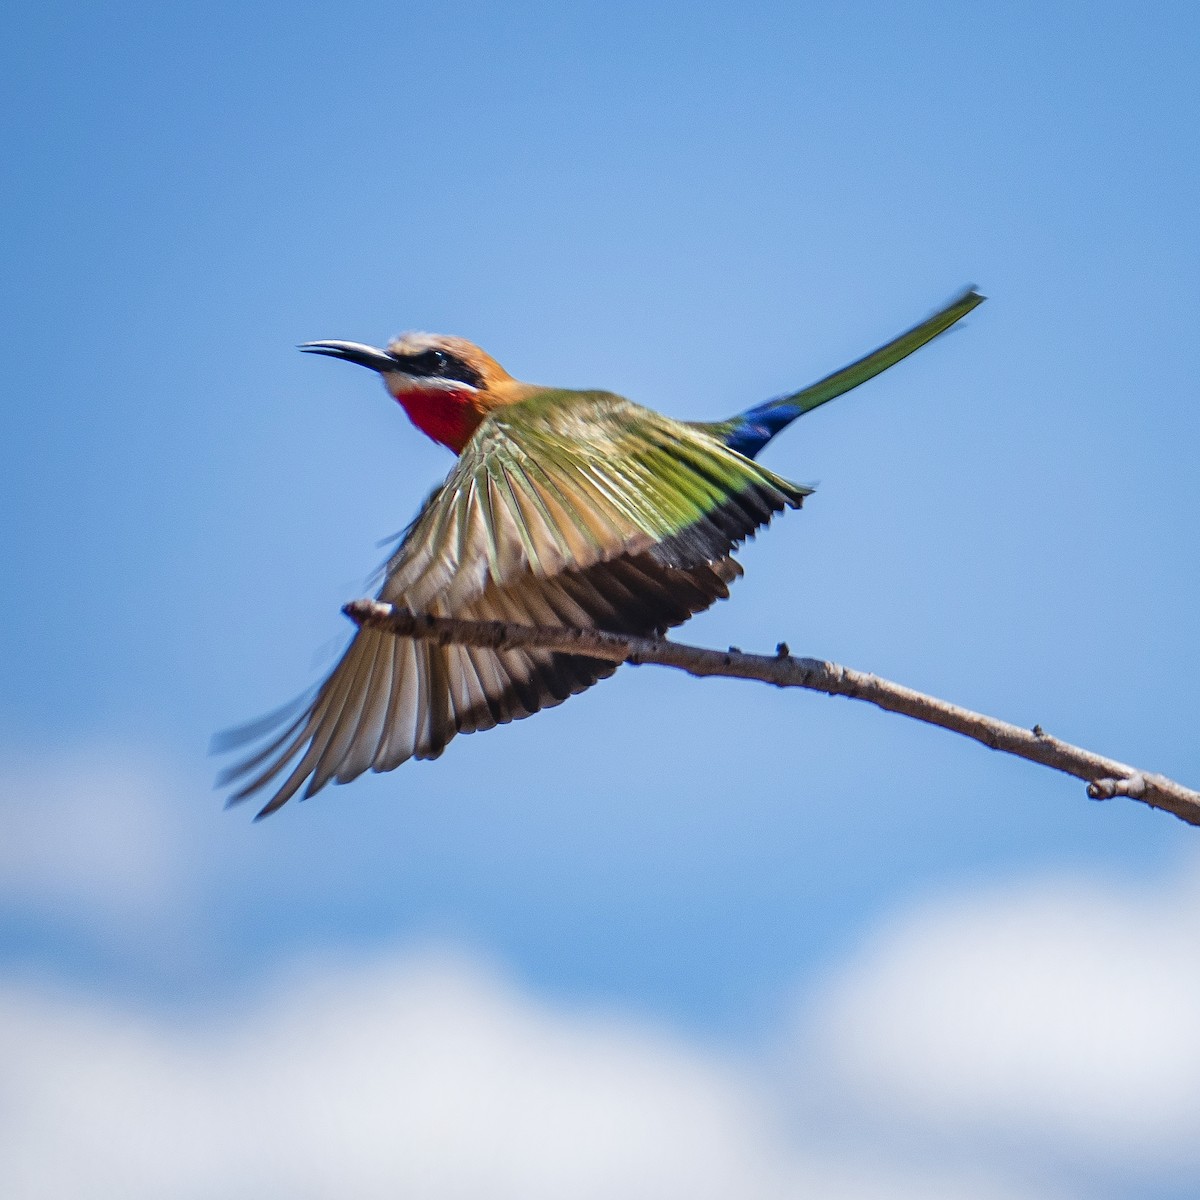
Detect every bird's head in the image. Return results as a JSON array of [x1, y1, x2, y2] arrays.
[[300, 332, 533, 453]]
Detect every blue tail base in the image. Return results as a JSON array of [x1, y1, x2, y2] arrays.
[[720, 397, 806, 460]]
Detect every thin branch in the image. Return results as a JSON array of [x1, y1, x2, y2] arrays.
[[343, 599, 1200, 827]]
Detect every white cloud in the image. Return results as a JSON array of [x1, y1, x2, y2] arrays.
[[799, 865, 1200, 1173], [0, 951, 1057, 1200]]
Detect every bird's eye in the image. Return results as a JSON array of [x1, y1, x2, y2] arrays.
[[396, 347, 483, 388]]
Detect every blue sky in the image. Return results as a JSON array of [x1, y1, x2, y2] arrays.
[[3, 2, 1199, 1196]]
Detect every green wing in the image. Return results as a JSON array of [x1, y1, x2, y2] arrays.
[[220, 392, 809, 817]]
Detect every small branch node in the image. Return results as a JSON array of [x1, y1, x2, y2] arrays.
[[1087, 774, 1148, 801]]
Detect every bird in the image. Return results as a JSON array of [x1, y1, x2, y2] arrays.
[[218, 288, 985, 817]]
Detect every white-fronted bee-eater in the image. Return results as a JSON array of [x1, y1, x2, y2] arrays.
[[219, 288, 985, 817]]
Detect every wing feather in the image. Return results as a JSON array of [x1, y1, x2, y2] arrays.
[[338, 629, 394, 782], [305, 629, 385, 795], [509, 454, 607, 563], [374, 637, 420, 771], [415, 639, 452, 760], [246, 642, 365, 816], [330, 629, 393, 786]]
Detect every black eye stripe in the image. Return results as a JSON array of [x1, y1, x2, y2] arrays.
[[390, 349, 483, 389]]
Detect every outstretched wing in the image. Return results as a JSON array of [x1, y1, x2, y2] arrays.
[[219, 390, 810, 817]]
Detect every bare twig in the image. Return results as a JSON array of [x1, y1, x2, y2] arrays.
[[344, 599, 1200, 827]]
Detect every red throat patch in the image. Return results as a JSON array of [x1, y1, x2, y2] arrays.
[[392, 385, 482, 454]]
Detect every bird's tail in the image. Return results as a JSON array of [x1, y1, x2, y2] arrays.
[[714, 287, 985, 459]]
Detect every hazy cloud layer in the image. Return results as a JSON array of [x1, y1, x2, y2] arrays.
[[0, 952, 1061, 1200], [2, 752, 1196, 1197], [0, 752, 188, 925]]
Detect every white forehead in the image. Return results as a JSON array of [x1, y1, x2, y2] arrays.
[[387, 331, 450, 355]]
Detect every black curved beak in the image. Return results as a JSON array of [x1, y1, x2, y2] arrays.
[[298, 340, 400, 373]]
